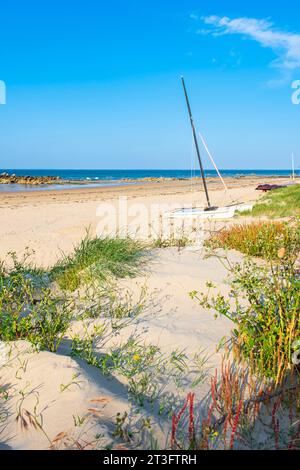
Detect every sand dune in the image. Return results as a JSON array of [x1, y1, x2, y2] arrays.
[[1, 247, 241, 450]]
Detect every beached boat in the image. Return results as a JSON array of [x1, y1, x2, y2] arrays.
[[255, 184, 286, 192], [167, 78, 249, 220], [166, 203, 252, 220], [256, 154, 298, 192]]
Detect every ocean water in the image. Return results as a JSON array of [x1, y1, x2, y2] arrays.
[[0, 169, 296, 192]]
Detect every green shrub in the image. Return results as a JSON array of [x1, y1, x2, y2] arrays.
[[206, 221, 300, 260], [192, 257, 300, 381], [0, 269, 72, 352]]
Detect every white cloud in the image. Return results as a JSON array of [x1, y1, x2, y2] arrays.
[[199, 15, 300, 71]]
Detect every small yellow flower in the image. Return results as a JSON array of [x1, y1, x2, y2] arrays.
[[133, 355, 140, 362]]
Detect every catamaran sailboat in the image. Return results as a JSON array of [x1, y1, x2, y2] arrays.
[[167, 77, 252, 220]]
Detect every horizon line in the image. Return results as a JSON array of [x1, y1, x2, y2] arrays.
[[0, 168, 297, 172]]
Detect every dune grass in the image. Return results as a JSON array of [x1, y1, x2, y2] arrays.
[[206, 221, 300, 260], [192, 256, 300, 382], [0, 234, 147, 349], [51, 235, 146, 291], [242, 184, 300, 218]]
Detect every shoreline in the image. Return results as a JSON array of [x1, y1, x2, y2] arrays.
[[0, 175, 294, 266], [0, 172, 298, 192], [0, 174, 297, 198]]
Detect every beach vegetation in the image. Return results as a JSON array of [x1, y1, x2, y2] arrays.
[[0, 254, 72, 352], [206, 221, 300, 260], [170, 358, 300, 450], [71, 326, 194, 409], [3, 226, 300, 449], [241, 184, 300, 218], [192, 256, 300, 381], [152, 233, 192, 249], [0, 234, 146, 352], [184, 218, 300, 449], [51, 234, 146, 291]]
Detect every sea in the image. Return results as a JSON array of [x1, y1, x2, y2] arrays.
[[0, 169, 296, 192]]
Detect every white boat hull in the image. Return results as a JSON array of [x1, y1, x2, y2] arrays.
[[166, 203, 253, 220]]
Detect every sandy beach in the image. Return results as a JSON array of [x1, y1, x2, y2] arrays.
[[0, 176, 289, 266], [1, 0, 299, 455], [0, 176, 298, 450]]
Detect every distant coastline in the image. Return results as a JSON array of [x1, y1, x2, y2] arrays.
[[1, 168, 298, 180], [0, 168, 298, 192]]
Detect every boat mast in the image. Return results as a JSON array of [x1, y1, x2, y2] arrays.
[[181, 76, 211, 209], [292, 152, 295, 180]]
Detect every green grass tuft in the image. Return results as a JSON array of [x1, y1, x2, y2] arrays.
[[152, 233, 192, 249], [242, 184, 300, 218], [51, 235, 146, 291]]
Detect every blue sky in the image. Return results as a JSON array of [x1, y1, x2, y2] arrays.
[[0, 0, 299, 169]]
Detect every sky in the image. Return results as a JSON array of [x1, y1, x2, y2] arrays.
[[0, 0, 300, 170]]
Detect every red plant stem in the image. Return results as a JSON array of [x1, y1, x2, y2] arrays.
[[206, 403, 214, 428], [223, 415, 230, 448], [272, 397, 281, 450], [171, 414, 178, 449], [171, 393, 192, 449], [274, 419, 280, 450], [188, 393, 195, 445], [229, 399, 243, 450]]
